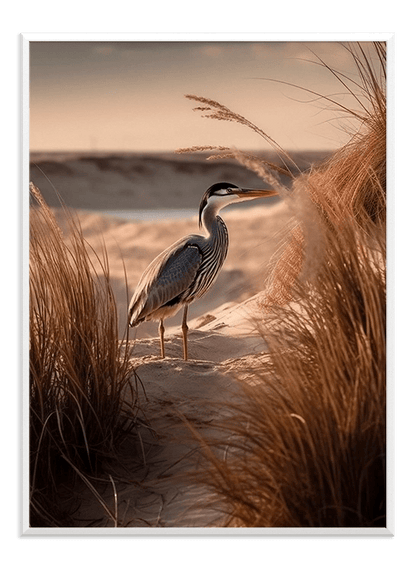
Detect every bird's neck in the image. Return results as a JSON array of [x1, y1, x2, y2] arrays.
[[202, 207, 228, 246], [201, 203, 226, 238], [201, 205, 229, 266]]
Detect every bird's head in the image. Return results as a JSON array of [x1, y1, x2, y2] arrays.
[[198, 182, 278, 227]]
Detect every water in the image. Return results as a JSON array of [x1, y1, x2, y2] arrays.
[[98, 198, 282, 222], [101, 209, 197, 222]]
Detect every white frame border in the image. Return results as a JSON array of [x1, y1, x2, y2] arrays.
[[21, 32, 394, 537]]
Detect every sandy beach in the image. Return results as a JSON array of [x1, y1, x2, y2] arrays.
[[30, 150, 310, 527]]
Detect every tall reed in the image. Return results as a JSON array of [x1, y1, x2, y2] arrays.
[[29, 184, 140, 526]]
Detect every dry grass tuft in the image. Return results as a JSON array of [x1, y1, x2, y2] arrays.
[[263, 42, 386, 307], [29, 184, 142, 526], [185, 42, 387, 527]]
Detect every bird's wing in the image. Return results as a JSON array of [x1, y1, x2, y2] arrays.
[[128, 239, 203, 325]]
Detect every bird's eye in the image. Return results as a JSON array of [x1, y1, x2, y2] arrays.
[[226, 188, 234, 194]]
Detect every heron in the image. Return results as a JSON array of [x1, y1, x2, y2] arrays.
[[128, 182, 278, 360]]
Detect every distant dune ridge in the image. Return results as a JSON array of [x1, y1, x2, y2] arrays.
[[29, 150, 329, 210]]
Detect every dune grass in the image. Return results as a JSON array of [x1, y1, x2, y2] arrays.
[[196, 202, 386, 527], [184, 42, 387, 527], [29, 184, 141, 526]]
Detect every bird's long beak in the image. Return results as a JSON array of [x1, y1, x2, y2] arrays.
[[235, 187, 279, 200]]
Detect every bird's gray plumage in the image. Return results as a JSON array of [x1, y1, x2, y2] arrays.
[[128, 218, 228, 327], [128, 237, 203, 326], [128, 181, 277, 360]]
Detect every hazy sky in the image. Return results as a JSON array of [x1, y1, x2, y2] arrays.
[[29, 41, 380, 153]]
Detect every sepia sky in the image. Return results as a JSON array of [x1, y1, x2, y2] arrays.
[[29, 41, 380, 153]]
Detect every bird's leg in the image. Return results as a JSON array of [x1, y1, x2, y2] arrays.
[[159, 319, 165, 359], [182, 305, 189, 361]]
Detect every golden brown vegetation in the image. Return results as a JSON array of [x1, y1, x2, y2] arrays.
[[29, 184, 141, 526], [197, 200, 386, 527], [186, 42, 387, 527]]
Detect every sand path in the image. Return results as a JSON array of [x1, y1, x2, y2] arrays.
[[72, 295, 270, 528]]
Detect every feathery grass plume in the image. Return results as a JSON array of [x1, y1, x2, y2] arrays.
[[184, 95, 299, 171], [184, 41, 386, 527], [182, 95, 301, 183], [29, 184, 142, 526], [176, 144, 295, 184]]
